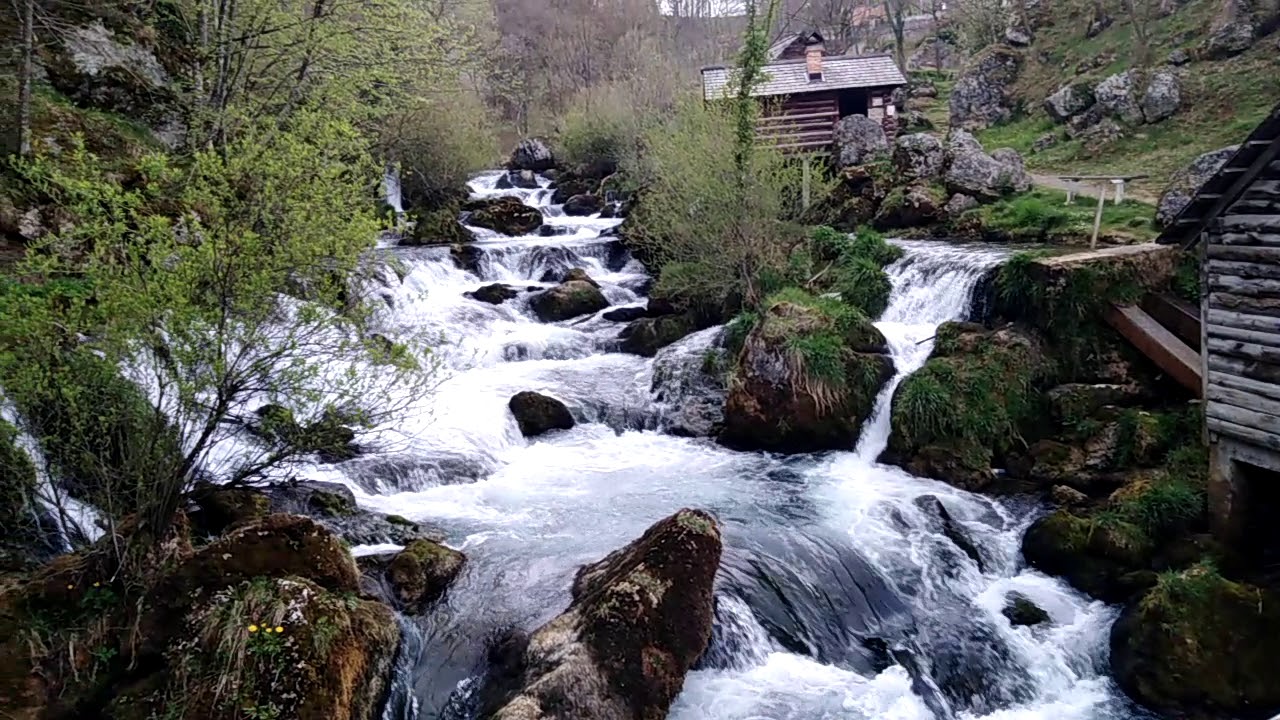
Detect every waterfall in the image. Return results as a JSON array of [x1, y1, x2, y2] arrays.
[[855, 241, 1009, 461], [384, 166, 405, 214]]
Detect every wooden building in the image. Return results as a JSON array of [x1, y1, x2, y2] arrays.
[[1157, 100, 1280, 566], [700, 31, 907, 153]]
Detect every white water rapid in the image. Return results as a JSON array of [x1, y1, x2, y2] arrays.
[[175, 171, 1162, 719]]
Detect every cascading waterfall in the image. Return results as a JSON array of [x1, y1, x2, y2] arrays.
[[18, 167, 1154, 720]]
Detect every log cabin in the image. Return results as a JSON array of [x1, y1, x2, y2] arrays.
[[1156, 100, 1280, 569], [700, 31, 907, 154]]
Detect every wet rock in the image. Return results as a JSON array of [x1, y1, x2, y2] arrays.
[[384, 539, 465, 612], [944, 193, 980, 218], [463, 196, 542, 236], [260, 479, 437, 546], [508, 391, 575, 437], [651, 329, 728, 438], [1140, 69, 1181, 123], [1022, 510, 1155, 602], [550, 174, 596, 204], [949, 44, 1023, 130], [1094, 70, 1144, 125], [526, 245, 583, 281], [1051, 484, 1090, 507], [914, 495, 985, 571], [479, 509, 721, 720], [893, 132, 946, 181], [1156, 145, 1238, 226], [834, 114, 890, 168], [720, 298, 894, 454], [620, 313, 698, 357], [467, 283, 521, 305], [1111, 567, 1280, 718], [529, 280, 609, 322], [1043, 82, 1096, 123], [508, 137, 556, 172], [188, 483, 270, 535], [944, 130, 1030, 200], [1202, 0, 1257, 58], [496, 170, 540, 190], [1002, 594, 1050, 626], [914, 610, 1037, 714], [562, 193, 603, 217], [874, 183, 945, 229], [602, 306, 648, 323], [562, 267, 599, 287], [451, 243, 485, 274]]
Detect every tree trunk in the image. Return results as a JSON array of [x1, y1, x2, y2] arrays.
[[16, 0, 35, 157]]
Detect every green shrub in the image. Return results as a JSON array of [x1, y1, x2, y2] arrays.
[[557, 102, 637, 173], [985, 194, 1074, 236], [380, 93, 498, 213], [831, 257, 894, 318]]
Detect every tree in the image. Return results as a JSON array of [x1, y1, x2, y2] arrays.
[[15, 0, 35, 157], [1, 109, 440, 537], [882, 0, 908, 72]]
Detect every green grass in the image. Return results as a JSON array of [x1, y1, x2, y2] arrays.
[[967, 0, 1280, 195], [975, 188, 1157, 243]]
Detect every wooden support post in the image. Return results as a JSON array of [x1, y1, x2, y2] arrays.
[[1065, 187, 1075, 205], [802, 155, 812, 210], [1091, 183, 1106, 248], [1112, 178, 1125, 205]]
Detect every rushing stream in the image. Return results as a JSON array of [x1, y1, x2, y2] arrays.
[[284, 172, 1151, 719]]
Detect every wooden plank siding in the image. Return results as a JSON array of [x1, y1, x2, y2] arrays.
[[1203, 156, 1280, 450], [756, 92, 840, 153]]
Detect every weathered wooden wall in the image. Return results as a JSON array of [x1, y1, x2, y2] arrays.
[[756, 92, 840, 153], [1203, 157, 1280, 459]]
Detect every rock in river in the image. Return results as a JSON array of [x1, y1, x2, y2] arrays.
[[464, 196, 543, 236], [509, 391, 576, 437], [479, 508, 722, 720], [530, 280, 609, 322]]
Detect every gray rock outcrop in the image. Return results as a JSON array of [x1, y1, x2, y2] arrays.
[[509, 138, 557, 172], [834, 115, 890, 168], [893, 132, 946, 181], [1044, 83, 1096, 123], [1156, 145, 1239, 227], [1094, 71, 1144, 125], [943, 131, 1030, 200], [1140, 69, 1181, 123], [949, 45, 1023, 130]]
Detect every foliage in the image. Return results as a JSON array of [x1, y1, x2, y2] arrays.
[[972, 188, 1157, 242], [1172, 249, 1201, 303], [381, 93, 499, 213], [0, 113, 438, 537], [556, 90, 642, 173]]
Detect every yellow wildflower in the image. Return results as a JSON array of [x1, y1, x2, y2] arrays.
[[93, 582, 101, 588], [275, 626, 284, 634], [248, 624, 259, 633]]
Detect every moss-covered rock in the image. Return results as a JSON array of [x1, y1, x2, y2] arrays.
[[463, 196, 542, 236], [402, 204, 473, 245], [887, 323, 1052, 490], [385, 539, 465, 612], [188, 483, 270, 536], [1111, 566, 1280, 719], [529, 280, 609, 322], [1021, 510, 1156, 602], [619, 313, 698, 357], [872, 183, 946, 230], [508, 391, 575, 437], [719, 290, 893, 454], [480, 508, 721, 720]]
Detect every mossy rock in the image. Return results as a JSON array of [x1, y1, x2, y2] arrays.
[[872, 183, 946, 230], [529, 280, 609, 322], [149, 576, 399, 720], [402, 204, 472, 245], [386, 539, 465, 612], [1111, 566, 1280, 719], [463, 196, 542, 236], [619, 313, 697, 357], [189, 484, 270, 536], [1021, 510, 1156, 602], [719, 290, 893, 454]]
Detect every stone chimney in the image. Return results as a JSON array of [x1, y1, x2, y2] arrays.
[[806, 40, 824, 81]]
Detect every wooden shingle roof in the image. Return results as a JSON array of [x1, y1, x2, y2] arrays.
[[701, 54, 906, 101], [1156, 101, 1280, 249]]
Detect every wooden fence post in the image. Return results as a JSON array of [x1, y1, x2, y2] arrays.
[[1090, 183, 1106, 249], [802, 155, 812, 209]]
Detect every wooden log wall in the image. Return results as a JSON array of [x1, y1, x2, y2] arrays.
[[755, 93, 839, 154], [1203, 158, 1280, 455]]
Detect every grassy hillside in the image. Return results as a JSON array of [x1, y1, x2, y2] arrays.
[[933, 0, 1279, 200]]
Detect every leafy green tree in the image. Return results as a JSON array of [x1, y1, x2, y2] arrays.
[[0, 109, 439, 537]]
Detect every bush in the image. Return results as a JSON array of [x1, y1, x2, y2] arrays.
[[557, 99, 638, 175], [380, 92, 498, 213]]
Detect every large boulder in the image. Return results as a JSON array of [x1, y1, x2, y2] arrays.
[[1021, 510, 1155, 602], [464, 196, 542, 236], [1202, 0, 1257, 58], [1094, 71, 1144, 125], [943, 131, 1030, 201], [873, 183, 945, 229], [508, 138, 556, 172], [480, 509, 721, 720], [1140, 69, 1181, 123], [530, 280, 609, 322], [509, 391, 576, 437], [496, 170, 540, 190], [834, 115, 890, 168], [1156, 145, 1238, 227], [949, 44, 1023, 130], [719, 295, 894, 453], [893, 133, 946, 181], [262, 479, 439, 546], [1043, 82, 1096, 123], [1110, 567, 1280, 718], [384, 539, 465, 612]]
